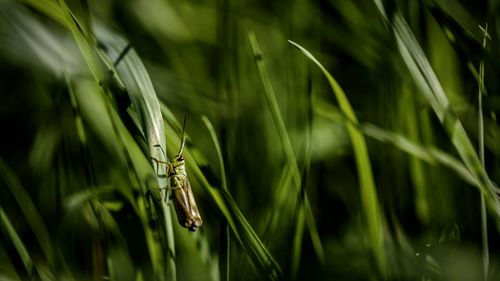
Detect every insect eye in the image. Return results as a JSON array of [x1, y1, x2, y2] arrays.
[[178, 156, 184, 161]]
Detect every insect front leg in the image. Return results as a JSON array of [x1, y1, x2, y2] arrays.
[[151, 157, 175, 203], [150, 157, 169, 178]]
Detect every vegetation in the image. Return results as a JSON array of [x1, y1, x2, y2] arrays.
[[0, 0, 499, 280]]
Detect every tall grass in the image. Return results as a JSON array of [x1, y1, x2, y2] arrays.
[[1, 0, 500, 280]]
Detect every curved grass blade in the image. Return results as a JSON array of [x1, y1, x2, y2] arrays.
[[288, 40, 386, 275], [53, 3, 175, 275], [201, 116, 230, 281], [56, 0, 104, 83], [372, 1, 500, 219], [187, 165, 282, 281], [53, 0, 144, 196], [248, 32, 324, 265], [72, 77, 174, 280], [162, 118, 283, 281], [19, 0, 66, 26], [0, 158, 54, 269], [200, 116, 229, 195], [95, 26, 167, 157], [0, 207, 33, 278], [315, 100, 479, 187], [0, 242, 21, 281], [95, 31, 176, 281]]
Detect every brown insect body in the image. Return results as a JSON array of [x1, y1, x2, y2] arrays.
[[168, 154, 202, 231]]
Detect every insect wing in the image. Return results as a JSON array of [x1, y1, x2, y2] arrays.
[[184, 179, 203, 228], [172, 176, 202, 231]]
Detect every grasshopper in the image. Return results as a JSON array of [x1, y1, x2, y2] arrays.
[[151, 117, 203, 231]]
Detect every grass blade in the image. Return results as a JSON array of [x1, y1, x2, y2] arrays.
[[162, 118, 283, 280], [95, 24, 177, 281], [316, 100, 480, 187], [248, 32, 324, 265], [57, 0, 105, 82], [51, 0, 175, 273], [289, 40, 386, 275], [0, 242, 21, 281], [0, 0, 81, 76], [71, 77, 170, 281], [20, 0, 66, 26], [478, 23, 489, 280], [0, 158, 54, 268], [0, 207, 33, 278], [373, 1, 500, 219], [201, 116, 230, 281], [290, 71, 312, 280]]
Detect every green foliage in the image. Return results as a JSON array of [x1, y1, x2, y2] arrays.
[[1, 0, 500, 280], [289, 39, 386, 276]]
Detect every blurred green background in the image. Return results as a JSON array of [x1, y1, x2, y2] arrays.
[[1, 0, 500, 280]]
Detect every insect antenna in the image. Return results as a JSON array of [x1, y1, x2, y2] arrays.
[[153, 144, 167, 158], [178, 114, 188, 155]]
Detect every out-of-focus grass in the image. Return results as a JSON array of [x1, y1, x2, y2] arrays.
[[1, 0, 500, 280], [289, 39, 386, 277]]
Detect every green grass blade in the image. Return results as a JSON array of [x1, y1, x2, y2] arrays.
[[478, 23, 489, 280], [403, 94, 430, 223], [201, 117, 228, 191], [316, 99, 480, 187], [248, 32, 300, 184], [162, 119, 283, 280], [59, 5, 171, 272], [95, 25, 178, 281], [290, 68, 313, 280], [95, 26, 168, 155], [0, 242, 21, 281], [20, 0, 66, 26], [189, 171, 282, 281], [373, 1, 500, 219], [289, 40, 386, 275], [56, 0, 104, 83], [0, 1, 82, 75], [71, 78, 171, 281], [0, 158, 54, 268], [0, 207, 33, 278], [62, 187, 136, 281], [248, 32, 324, 265], [290, 202, 305, 280], [362, 124, 479, 186], [201, 116, 230, 281]]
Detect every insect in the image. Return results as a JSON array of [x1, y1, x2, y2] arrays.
[[151, 117, 203, 231]]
